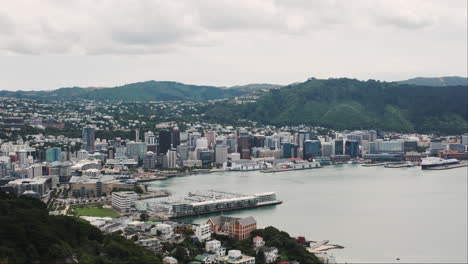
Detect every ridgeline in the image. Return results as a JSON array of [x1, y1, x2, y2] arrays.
[[204, 78, 468, 134]]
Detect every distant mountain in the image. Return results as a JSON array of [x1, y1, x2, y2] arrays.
[[0, 81, 247, 102], [228, 83, 283, 92], [398, 76, 467, 86], [204, 78, 468, 134]]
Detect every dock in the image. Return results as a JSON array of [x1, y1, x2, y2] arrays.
[[260, 166, 322, 173], [385, 163, 414, 168], [136, 176, 168, 182], [362, 162, 387, 167]]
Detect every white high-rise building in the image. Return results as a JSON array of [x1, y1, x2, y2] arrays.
[[215, 145, 228, 165], [167, 149, 178, 168], [112, 191, 138, 212]]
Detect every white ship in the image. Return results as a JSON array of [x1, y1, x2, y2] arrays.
[[421, 157, 459, 169]]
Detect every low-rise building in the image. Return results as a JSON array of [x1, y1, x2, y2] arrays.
[[195, 223, 212, 241], [205, 239, 226, 257], [253, 236, 265, 248], [217, 250, 255, 264], [207, 216, 257, 240], [151, 223, 174, 240], [163, 256, 178, 264], [112, 191, 138, 212]]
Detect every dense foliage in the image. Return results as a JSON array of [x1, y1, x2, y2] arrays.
[[205, 78, 468, 134], [0, 193, 162, 264], [212, 226, 320, 264]]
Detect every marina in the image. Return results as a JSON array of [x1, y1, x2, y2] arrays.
[[137, 190, 282, 219]]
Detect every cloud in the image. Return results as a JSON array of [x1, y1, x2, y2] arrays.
[[0, 0, 465, 55]]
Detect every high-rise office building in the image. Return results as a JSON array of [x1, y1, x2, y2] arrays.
[[345, 140, 359, 158], [238, 135, 250, 159], [166, 149, 178, 168], [321, 142, 333, 157], [282, 143, 292, 159], [143, 151, 158, 171], [158, 130, 172, 155], [215, 145, 228, 165], [334, 139, 344, 155], [46, 147, 61, 163], [172, 127, 180, 148], [82, 126, 95, 153], [303, 140, 321, 159], [177, 144, 189, 161], [126, 142, 147, 162], [205, 131, 216, 149]]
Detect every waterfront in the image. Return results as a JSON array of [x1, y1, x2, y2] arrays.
[[146, 164, 468, 263]]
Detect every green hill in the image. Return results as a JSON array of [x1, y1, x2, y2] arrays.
[[204, 78, 468, 134], [398, 76, 467, 86], [0, 193, 162, 264], [0, 81, 246, 102]]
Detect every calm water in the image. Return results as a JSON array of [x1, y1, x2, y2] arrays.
[[144, 164, 468, 263]]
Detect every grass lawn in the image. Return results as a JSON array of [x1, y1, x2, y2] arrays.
[[72, 207, 120, 218]]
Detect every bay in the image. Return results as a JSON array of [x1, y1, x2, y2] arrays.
[[143, 164, 468, 263]]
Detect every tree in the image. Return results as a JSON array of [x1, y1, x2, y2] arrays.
[[140, 213, 149, 222], [256, 250, 266, 264]]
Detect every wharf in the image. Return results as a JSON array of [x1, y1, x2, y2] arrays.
[[260, 166, 322, 173], [385, 163, 414, 168], [169, 200, 283, 219], [362, 162, 387, 167], [137, 176, 168, 182]]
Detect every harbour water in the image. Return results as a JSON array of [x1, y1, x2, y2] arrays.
[[146, 164, 468, 263]]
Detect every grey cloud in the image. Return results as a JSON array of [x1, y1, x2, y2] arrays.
[[0, 0, 465, 55]]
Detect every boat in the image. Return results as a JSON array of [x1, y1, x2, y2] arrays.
[[421, 157, 460, 170], [384, 162, 414, 168]]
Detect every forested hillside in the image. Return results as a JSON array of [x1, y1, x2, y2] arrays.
[[398, 76, 467, 86], [204, 78, 468, 134], [0, 81, 246, 102], [0, 193, 162, 264]]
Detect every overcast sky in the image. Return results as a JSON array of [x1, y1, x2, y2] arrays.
[[0, 0, 466, 91]]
